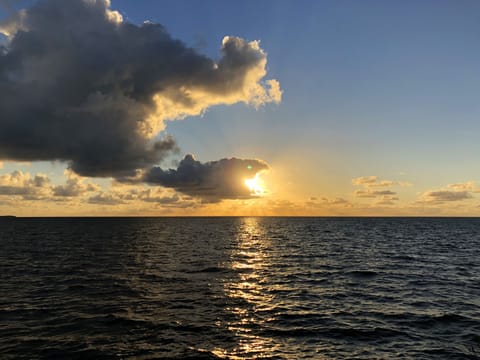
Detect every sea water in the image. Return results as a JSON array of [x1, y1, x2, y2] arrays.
[[1, 217, 479, 359]]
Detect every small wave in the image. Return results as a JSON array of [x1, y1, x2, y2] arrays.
[[186, 266, 230, 274], [96, 313, 157, 329], [419, 346, 480, 360], [261, 326, 408, 339], [273, 311, 327, 322], [346, 270, 379, 278], [2, 217, 480, 359], [407, 313, 476, 327], [38, 346, 112, 360]]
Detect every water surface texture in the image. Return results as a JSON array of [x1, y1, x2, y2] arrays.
[[1, 217, 480, 359]]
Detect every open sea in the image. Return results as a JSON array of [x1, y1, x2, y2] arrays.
[[1, 217, 479, 359]]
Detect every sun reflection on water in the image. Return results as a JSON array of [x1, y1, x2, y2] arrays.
[[218, 217, 281, 358]]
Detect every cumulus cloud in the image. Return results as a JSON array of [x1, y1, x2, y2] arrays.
[[87, 187, 196, 207], [0, 167, 205, 207], [53, 170, 100, 197], [0, 0, 281, 181], [143, 154, 269, 201], [0, 170, 51, 199], [0, 169, 103, 200]]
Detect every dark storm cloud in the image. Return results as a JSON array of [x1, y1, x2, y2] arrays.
[[144, 154, 269, 201], [0, 0, 280, 179]]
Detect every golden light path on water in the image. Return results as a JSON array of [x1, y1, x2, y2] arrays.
[[212, 218, 280, 358]]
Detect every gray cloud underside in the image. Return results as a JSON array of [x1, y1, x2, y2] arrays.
[[355, 189, 396, 198], [424, 190, 472, 202], [0, 0, 280, 186], [144, 154, 269, 201]]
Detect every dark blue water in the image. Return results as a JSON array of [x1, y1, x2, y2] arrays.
[[1, 217, 479, 359]]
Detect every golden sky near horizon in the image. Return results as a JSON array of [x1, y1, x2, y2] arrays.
[[2, 1, 480, 216]]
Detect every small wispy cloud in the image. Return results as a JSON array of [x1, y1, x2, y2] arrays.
[[419, 181, 480, 204], [375, 196, 399, 206], [306, 196, 352, 208], [352, 176, 411, 188], [351, 175, 412, 203], [354, 189, 397, 198], [447, 181, 476, 191], [421, 190, 473, 203]]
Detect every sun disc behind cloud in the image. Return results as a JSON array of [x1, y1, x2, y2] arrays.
[[244, 173, 266, 196]]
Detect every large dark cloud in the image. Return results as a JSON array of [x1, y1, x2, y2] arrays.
[[144, 154, 269, 201], [0, 0, 280, 179]]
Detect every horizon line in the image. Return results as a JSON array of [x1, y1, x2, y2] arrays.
[[3, 215, 480, 219]]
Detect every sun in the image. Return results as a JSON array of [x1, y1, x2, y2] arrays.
[[244, 173, 266, 196]]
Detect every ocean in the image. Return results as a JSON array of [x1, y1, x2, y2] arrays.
[[1, 217, 479, 359]]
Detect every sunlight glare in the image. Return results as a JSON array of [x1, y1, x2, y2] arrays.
[[244, 173, 266, 196]]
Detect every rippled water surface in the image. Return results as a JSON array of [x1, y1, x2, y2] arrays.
[[1, 217, 480, 359]]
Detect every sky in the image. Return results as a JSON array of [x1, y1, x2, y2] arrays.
[[1, 0, 480, 216]]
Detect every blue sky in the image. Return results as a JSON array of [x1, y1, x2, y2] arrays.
[[116, 0, 480, 191], [1, 0, 480, 215]]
